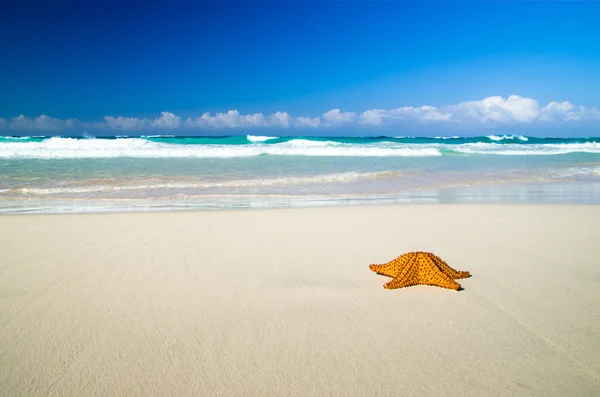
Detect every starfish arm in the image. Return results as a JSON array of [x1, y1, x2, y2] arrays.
[[382, 256, 419, 289], [421, 267, 462, 291], [369, 254, 412, 278], [429, 254, 471, 279], [369, 262, 398, 278], [384, 274, 419, 290]]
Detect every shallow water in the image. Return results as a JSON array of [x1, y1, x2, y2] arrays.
[[1, 135, 599, 213]]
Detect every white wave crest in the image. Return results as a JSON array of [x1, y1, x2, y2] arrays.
[[9, 171, 406, 196], [0, 137, 441, 158], [0, 136, 33, 140], [247, 135, 279, 142], [487, 135, 529, 142], [552, 167, 600, 178], [454, 142, 600, 155]]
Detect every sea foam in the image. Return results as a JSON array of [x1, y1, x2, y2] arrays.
[[246, 135, 279, 142], [8, 170, 407, 196], [0, 137, 442, 158], [1, 136, 599, 159], [487, 134, 529, 142], [455, 142, 600, 155]]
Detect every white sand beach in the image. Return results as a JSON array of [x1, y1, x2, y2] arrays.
[[1, 205, 599, 396]]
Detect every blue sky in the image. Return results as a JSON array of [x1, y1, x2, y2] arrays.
[[1, 0, 599, 136]]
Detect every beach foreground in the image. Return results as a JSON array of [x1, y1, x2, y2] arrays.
[[1, 205, 599, 396]]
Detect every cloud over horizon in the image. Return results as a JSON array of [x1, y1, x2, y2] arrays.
[[2, 95, 600, 133]]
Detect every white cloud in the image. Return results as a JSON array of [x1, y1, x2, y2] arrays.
[[185, 110, 269, 128], [322, 109, 357, 125], [185, 111, 296, 128], [418, 106, 451, 121], [104, 116, 150, 130], [10, 115, 35, 130], [360, 95, 555, 126], [581, 106, 600, 120], [104, 112, 183, 130], [3, 96, 600, 132], [152, 112, 181, 128], [359, 109, 385, 125], [9, 114, 80, 130], [360, 106, 450, 125], [447, 95, 540, 123], [295, 116, 321, 128], [539, 101, 580, 122], [268, 112, 291, 127]]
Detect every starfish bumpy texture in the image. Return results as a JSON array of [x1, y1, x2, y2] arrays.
[[369, 251, 470, 291]]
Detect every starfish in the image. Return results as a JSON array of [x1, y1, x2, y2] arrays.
[[369, 251, 470, 291]]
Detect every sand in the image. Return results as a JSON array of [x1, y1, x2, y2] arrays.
[[1, 205, 599, 396]]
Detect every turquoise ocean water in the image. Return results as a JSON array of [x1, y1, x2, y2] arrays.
[[1, 134, 599, 214]]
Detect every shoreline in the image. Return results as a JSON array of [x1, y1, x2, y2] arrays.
[[3, 201, 600, 218], [2, 181, 600, 215]]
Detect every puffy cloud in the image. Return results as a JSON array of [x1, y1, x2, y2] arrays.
[[9, 114, 80, 130], [10, 115, 35, 130], [417, 106, 451, 121], [295, 116, 321, 128], [448, 95, 540, 123], [104, 112, 182, 129], [185, 110, 268, 128], [268, 112, 291, 127], [104, 116, 150, 130], [359, 109, 386, 125], [360, 106, 450, 125], [322, 109, 357, 125], [539, 101, 580, 122], [360, 95, 554, 126], [3, 96, 600, 132], [581, 106, 600, 120], [152, 112, 181, 128], [185, 111, 295, 128]]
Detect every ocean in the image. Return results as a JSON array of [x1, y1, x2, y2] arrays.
[[1, 134, 599, 214]]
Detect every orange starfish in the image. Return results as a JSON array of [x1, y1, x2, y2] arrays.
[[369, 251, 470, 291]]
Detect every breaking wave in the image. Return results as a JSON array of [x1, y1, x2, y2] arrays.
[[246, 135, 279, 142], [455, 142, 600, 155], [6, 170, 407, 196], [487, 134, 529, 142], [0, 135, 599, 159], [0, 137, 441, 158]]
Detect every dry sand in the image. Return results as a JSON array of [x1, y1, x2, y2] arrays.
[[1, 205, 599, 396]]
